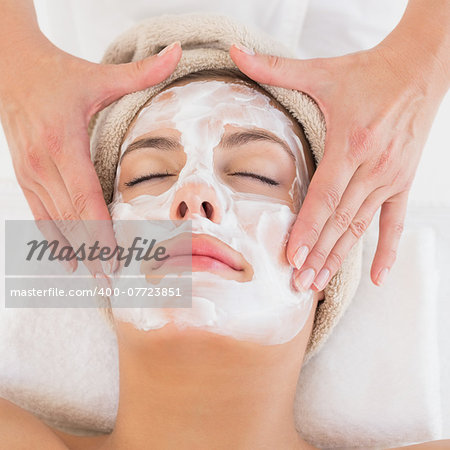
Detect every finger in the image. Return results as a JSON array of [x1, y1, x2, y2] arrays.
[[19, 132, 110, 278], [370, 190, 408, 286], [287, 149, 357, 270], [29, 176, 107, 279], [21, 187, 77, 274], [92, 41, 182, 113], [229, 43, 325, 92], [26, 182, 111, 291], [293, 176, 375, 289], [297, 187, 390, 292], [46, 128, 118, 275]]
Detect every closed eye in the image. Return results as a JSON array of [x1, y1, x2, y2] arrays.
[[124, 171, 175, 187], [228, 171, 279, 186]]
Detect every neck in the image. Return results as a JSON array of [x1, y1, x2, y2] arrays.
[[103, 322, 315, 450]]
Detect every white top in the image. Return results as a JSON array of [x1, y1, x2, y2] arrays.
[[34, 0, 407, 62]]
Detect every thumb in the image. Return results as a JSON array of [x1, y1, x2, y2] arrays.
[[93, 41, 182, 112], [229, 43, 321, 92]]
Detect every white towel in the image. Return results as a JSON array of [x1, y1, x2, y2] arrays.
[[295, 208, 444, 448]]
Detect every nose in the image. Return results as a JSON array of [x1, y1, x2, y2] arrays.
[[170, 183, 222, 223]]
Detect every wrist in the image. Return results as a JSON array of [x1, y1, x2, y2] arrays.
[[378, 0, 450, 95]]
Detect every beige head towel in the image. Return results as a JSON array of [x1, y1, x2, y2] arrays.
[[89, 13, 363, 364]]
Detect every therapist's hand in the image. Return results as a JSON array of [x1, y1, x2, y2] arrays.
[[0, 33, 181, 276], [230, 2, 449, 290]]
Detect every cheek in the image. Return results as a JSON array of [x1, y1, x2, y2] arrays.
[[231, 200, 295, 267]]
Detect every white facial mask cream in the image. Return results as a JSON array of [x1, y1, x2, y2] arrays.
[[109, 79, 314, 345]]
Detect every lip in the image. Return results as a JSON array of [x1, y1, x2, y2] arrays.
[[191, 234, 243, 271], [140, 233, 253, 282]]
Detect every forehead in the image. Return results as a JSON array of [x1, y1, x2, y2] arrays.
[[123, 75, 303, 139], [149, 73, 289, 112]]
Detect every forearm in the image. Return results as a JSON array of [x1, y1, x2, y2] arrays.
[[0, 0, 51, 88], [380, 0, 450, 94], [0, 0, 43, 45]]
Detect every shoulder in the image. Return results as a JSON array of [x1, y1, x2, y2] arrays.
[[0, 397, 69, 449], [0, 397, 109, 450]]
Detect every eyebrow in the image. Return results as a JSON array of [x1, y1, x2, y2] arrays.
[[121, 136, 181, 161], [121, 129, 295, 161], [219, 130, 294, 158]]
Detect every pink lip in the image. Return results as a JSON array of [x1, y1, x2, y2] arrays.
[[140, 233, 253, 282], [190, 235, 242, 271]]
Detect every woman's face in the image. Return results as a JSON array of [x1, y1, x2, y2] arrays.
[[109, 75, 317, 345]]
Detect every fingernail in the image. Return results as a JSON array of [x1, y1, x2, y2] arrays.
[[103, 258, 117, 276], [313, 268, 330, 291], [376, 268, 389, 286], [62, 260, 75, 274], [95, 273, 111, 291], [157, 41, 181, 57], [233, 43, 255, 56], [293, 246, 309, 269], [295, 268, 315, 292]]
